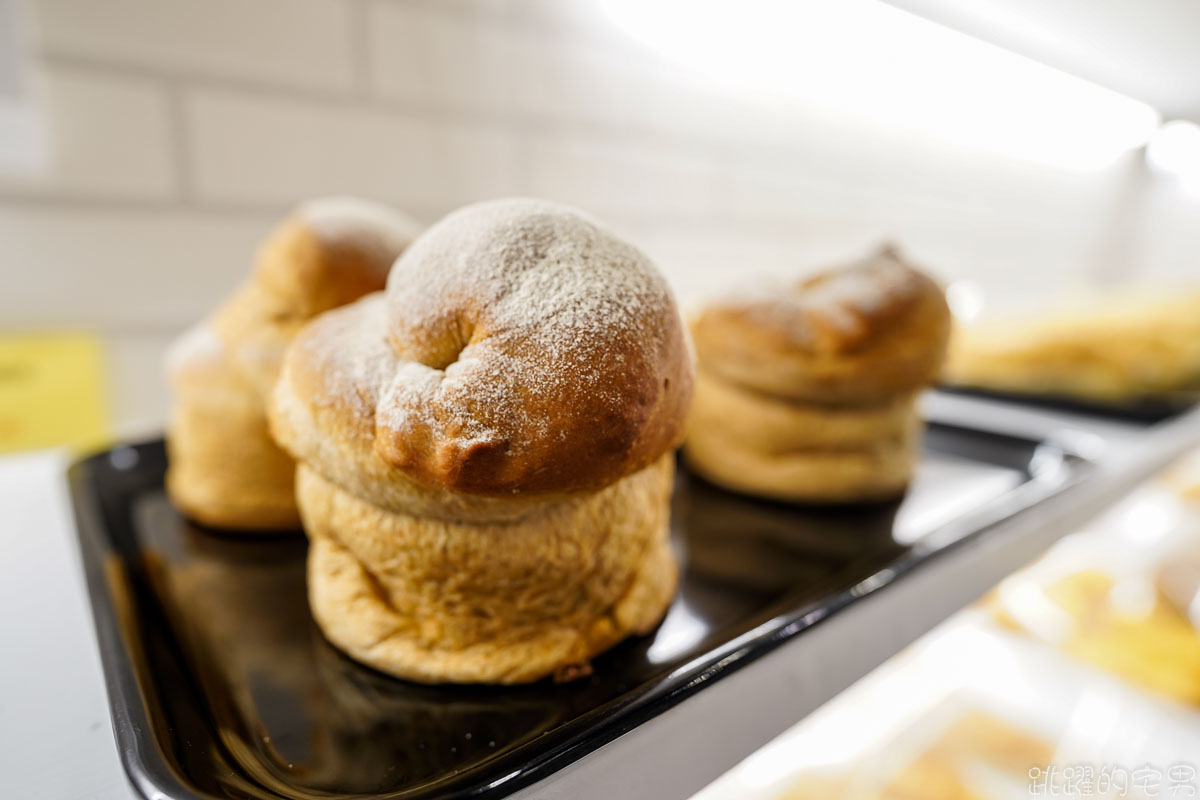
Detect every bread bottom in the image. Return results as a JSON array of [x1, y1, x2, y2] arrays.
[[299, 455, 678, 684], [684, 370, 917, 503], [166, 384, 300, 530]]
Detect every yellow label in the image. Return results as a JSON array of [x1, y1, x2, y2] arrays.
[[0, 333, 111, 454]]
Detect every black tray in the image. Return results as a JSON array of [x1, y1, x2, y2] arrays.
[[69, 423, 1093, 800], [938, 385, 1199, 424]]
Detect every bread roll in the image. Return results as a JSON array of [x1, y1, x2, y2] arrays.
[[269, 198, 694, 683], [685, 247, 949, 503], [166, 198, 420, 530]]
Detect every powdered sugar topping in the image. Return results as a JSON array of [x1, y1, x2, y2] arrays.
[[375, 198, 674, 450], [298, 196, 423, 257], [734, 247, 926, 348], [165, 322, 224, 375]]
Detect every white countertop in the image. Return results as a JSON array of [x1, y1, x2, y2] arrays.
[[0, 450, 135, 799]]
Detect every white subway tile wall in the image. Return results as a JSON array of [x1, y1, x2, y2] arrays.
[[3, 0, 1198, 434], [0, 64, 176, 199], [0, 205, 274, 329], [528, 137, 723, 217], [186, 87, 524, 210], [32, 0, 358, 91]]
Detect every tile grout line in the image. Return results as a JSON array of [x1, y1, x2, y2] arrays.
[[34, 50, 801, 161], [348, 0, 376, 102], [0, 193, 292, 216], [0, 191, 840, 236], [163, 76, 197, 207]]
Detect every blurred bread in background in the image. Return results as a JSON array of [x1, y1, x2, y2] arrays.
[[684, 246, 950, 503], [993, 568, 1200, 706], [944, 291, 1200, 404], [777, 710, 1052, 800], [165, 198, 420, 531]]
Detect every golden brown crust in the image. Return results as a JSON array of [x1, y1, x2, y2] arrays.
[[268, 200, 691, 684], [270, 296, 568, 523], [272, 198, 694, 499], [691, 247, 951, 405], [166, 198, 420, 529], [165, 326, 301, 529], [255, 198, 421, 318], [683, 249, 946, 503], [301, 456, 678, 684]]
